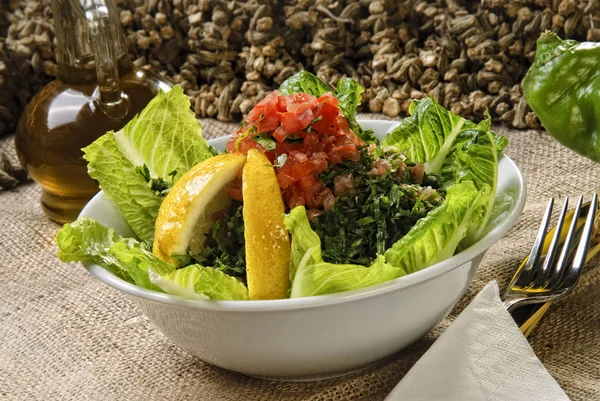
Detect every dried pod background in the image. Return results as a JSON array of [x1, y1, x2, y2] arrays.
[[2, 0, 600, 135]]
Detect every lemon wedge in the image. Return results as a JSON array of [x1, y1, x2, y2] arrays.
[[153, 153, 246, 266], [242, 149, 291, 300]]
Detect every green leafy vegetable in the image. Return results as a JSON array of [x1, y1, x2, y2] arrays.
[[336, 78, 378, 143], [57, 217, 248, 300], [384, 181, 487, 274], [523, 31, 600, 162], [382, 97, 478, 173], [83, 86, 213, 241], [439, 113, 505, 246], [149, 265, 249, 301], [381, 97, 507, 247], [194, 201, 247, 278], [84, 135, 161, 242], [253, 135, 277, 151], [111, 86, 213, 181], [284, 207, 406, 298], [136, 164, 177, 198], [56, 217, 173, 292], [279, 70, 333, 97]]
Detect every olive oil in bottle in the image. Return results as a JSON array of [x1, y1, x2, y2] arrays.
[[14, 0, 171, 223]]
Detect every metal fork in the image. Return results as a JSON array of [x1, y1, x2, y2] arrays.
[[502, 193, 598, 313]]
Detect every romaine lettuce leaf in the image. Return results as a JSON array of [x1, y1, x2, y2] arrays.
[[284, 207, 406, 298], [57, 217, 248, 300], [381, 97, 507, 247], [279, 70, 333, 97], [83, 86, 213, 242], [149, 265, 249, 301], [439, 114, 505, 246], [113, 85, 213, 182], [384, 181, 487, 273], [279, 71, 377, 143], [57, 217, 173, 292], [382, 97, 479, 173], [84, 135, 161, 242], [336, 78, 378, 143]]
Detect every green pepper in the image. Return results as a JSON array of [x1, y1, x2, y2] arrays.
[[523, 31, 600, 162]]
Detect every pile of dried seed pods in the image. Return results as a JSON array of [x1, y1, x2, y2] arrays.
[[3, 0, 600, 134]]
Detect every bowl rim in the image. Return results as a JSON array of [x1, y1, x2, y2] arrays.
[[83, 120, 527, 312]]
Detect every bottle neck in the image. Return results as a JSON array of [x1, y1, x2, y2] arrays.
[[51, 0, 133, 84]]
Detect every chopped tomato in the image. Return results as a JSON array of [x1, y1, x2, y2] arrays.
[[277, 95, 287, 112], [311, 101, 338, 133], [276, 141, 304, 154], [310, 152, 328, 173], [280, 112, 304, 133], [257, 113, 279, 133], [273, 124, 290, 142], [226, 178, 243, 202], [317, 92, 339, 107], [285, 183, 306, 209], [298, 174, 322, 209], [318, 188, 336, 211], [276, 169, 295, 189], [331, 144, 360, 163], [288, 159, 314, 179], [286, 93, 317, 114], [334, 115, 364, 146], [226, 89, 366, 211], [236, 135, 262, 155], [247, 91, 279, 122], [289, 150, 308, 162]]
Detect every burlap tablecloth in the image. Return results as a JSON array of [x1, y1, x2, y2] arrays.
[[1, 117, 599, 401]]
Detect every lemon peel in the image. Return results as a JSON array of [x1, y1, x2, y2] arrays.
[[153, 153, 246, 266], [242, 149, 291, 300]]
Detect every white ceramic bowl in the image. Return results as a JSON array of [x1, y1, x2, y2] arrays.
[[80, 120, 526, 380]]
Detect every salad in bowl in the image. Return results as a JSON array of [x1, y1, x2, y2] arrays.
[[54, 71, 525, 378], [57, 71, 509, 302]]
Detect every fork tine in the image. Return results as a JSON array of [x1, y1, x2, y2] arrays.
[[547, 196, 583, 289], [533, 197, 569, 287], [561, 193, 598, 289], [513, 198, 554, 288]]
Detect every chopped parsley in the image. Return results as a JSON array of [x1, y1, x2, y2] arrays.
[[193, 201, 247, 280], [136, 164, 176, 198], [311, 148, 444, 265], [193, 148, 444, 271]]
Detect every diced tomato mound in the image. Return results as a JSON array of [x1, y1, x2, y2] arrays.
[[226, 90, 365, 211]]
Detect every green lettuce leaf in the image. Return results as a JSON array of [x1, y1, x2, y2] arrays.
[[381, 98, 507, 247], [57, 217, 248, 300], [381, 97, 478, 173], [84, 135, 161, 241], [279, 70, 333, 97], [279, 71, 377, 143], [336, 78, 378, 143], [439, 113, 504, 246], [57, 217, 173, 291], [284, 207, 406, 298], [83, 86, 213, 241], [384, 181, 487, 273], [149, 265, 249, 301]]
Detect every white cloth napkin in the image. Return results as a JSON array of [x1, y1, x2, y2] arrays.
[[386, 281, 570, 401]]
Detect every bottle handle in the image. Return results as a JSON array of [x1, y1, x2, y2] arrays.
[[83, 0, 128, 119]]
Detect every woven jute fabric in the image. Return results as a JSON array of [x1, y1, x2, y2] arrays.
[[1, 117, 599, 401]]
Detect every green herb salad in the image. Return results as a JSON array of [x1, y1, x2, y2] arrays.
[[56, 71, 507, 300]]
